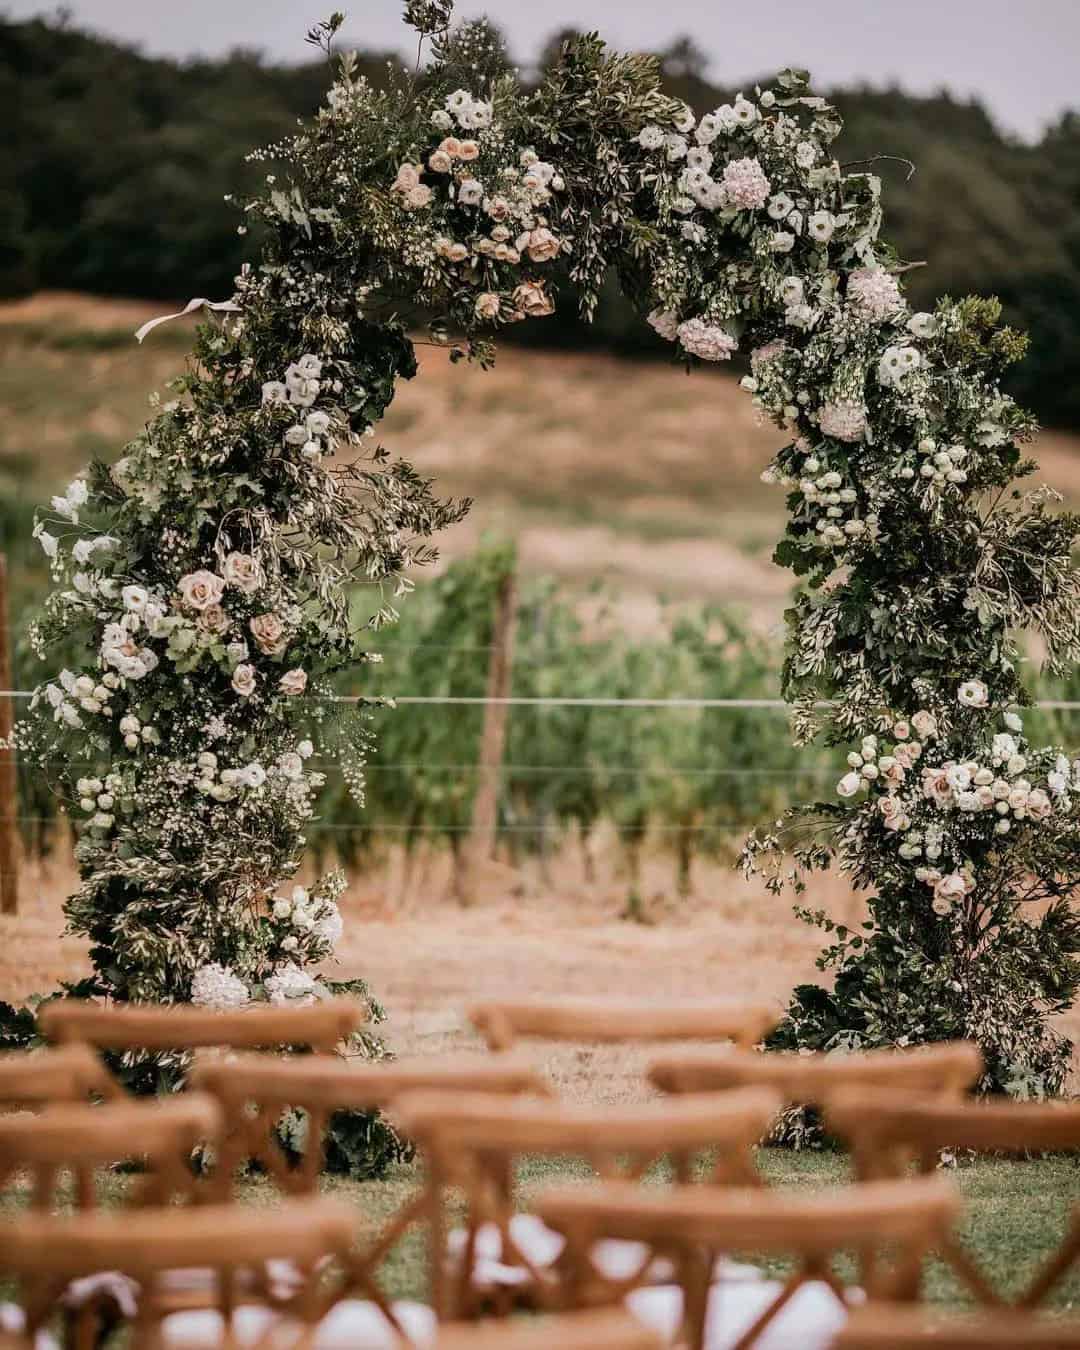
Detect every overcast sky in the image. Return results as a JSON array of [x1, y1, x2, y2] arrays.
[[9, 0, 1077, 140]]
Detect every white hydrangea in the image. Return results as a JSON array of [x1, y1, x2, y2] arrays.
[[265, 963, 319, 1006], [847, 268, 905, 322], [190, 963, 249, 1009], [676, 318, 738, 362]]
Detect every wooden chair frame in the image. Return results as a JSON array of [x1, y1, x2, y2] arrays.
[[828, 1089, 1080, 1309], [0, 1044, 122, 1107], [469, 998, 777, 1053], [0, 1093, 221, 1212], [189, 1053, 551, 1336], [835, 1301, 1080, 1348], [535, 1175, 961, 1350], [0, 1198, 356, 1349], [433, 1307, 664, 1349], [394, 1085, 782, 1322], [648, 1040, 983, 1107], [40, 997, 365, 1057]]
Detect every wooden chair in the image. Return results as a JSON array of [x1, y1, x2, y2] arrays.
[[834, 1302, 1080, 1348], [828, 1090, 1080, 1308], [648, 1041, 983, 1113], [40, 997, 365, 1062], [433, 1307, 664, 1349], [0, 1198, 357, 1349], [535, 1175, 961, 1350], [469, 998, 777, 1053], [394, 1085, 782, 1321], [188, 1053, 551, 1336], [0, 1093, 221, 1211], [0, 1044, 122, 1106]]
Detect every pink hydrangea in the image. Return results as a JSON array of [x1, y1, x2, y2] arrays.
[[677, 318, 739, 362], [847, 268, 904, 322], [720, 157, 771, 210], [818, 400, 867, 443]]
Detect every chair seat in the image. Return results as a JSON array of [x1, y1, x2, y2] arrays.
[[160, 1299, 436, 1349], [448, 1215, 763, 1290], [628, 1279, 858, 1350]]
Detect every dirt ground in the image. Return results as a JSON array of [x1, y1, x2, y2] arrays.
[[6, 845, 1079, 1099]]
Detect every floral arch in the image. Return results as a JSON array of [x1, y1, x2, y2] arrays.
[[19, 3, 1080, 1129]]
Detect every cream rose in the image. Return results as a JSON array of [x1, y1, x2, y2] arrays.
[[231, 664, 257, 697], [178, 570, 225, 612], [392, 162, 422, 192], [279, 668, 308, 696], [427, 149, 453, 174], [512, 281, 555, 318], [911, 710, 938, 740], [438, 136, 462, 158], [196, 604, 230, 636], [525, 227, 560, 262], [474, 292, 501, 321], [249, 613, 287, 656], [932, 872, 971, 915], [457, 140, 480, 161], [223, 552, 262, 595]]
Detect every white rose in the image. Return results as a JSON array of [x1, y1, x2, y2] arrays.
[[837, 771, 862, 798], [231, 664, 257, 698]]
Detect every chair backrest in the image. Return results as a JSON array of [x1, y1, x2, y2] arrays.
[[827, 1089, 1080, 1308], [834, 1303, 1080, 1348], [0, 1045, 121, 1106], [190, 1052, 551, 1195], [189, 1053, 552, 1337], [0, 1093, 221, 1211], [535, 1176, 961, 1350], [433, 1308, 665, 1349], [469, 997, 777, 1052], [40, 997, 365, 1055], [395, 1086, 781, 1320], [648, 1040, 983, 1106], [0, 1197, 356, 1346]]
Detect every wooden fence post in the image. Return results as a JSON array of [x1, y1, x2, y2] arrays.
[[467, 566, 517, 885], [0, 555, 18, 915]]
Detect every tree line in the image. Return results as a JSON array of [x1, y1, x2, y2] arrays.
[[3, 13, 1079, 425]]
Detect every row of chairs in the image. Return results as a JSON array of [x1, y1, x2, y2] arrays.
[[0, 994, 1076, 1348]]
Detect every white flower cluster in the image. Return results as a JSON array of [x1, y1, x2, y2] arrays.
[[190, 962, 250, 1009], [796, 460, 878, 551], [817, 400, 866, 444], [265, 962, 320, 1006], [74, 770, 125, 832], [847, 267, 905, 323], [261, 353, 322, 409], [436, 88, 494, 132], [270, 882, 343, 960], [877, 344, 921, 389], [283, 407, 334, 462], [675, 317, 738, 362]]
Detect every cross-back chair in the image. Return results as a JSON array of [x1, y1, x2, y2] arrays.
[[188, 1052, 551, 1338], [535, 1175, 961, 1350], [0, 1043, 122, 1107], [648, 1041, 983, 1114], [394, 1085, 782, 1321], [0, 1093, 220, 1212], [433, 1307, 664, 1349], [827, 1089, 1080, 1309], [469, 998, 777, 1054], [0, 1197, 357, 1349], [834, 1302, 1080, 1349], [40, 997, 365, 1067]]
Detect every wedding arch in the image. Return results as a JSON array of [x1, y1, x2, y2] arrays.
[[20, 3, 1080, 1132]]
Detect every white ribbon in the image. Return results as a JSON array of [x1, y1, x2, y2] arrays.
[[134, 296, 241, 344]]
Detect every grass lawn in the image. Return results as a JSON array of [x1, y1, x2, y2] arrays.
[[303, 1148, 1080, 1309]]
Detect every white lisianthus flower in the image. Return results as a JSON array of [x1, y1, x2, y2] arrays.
[[191, 963, 249, 1009], [240, 763, 266, 789], [957, 679, 989, 708], [34, 524, 59, 558], [767, 193, 794, 220], [1004, 712, 1023, 733], [769, 231, 795, 253], [261, 380, 288, 405], [907, 312, 939, 339], [278, 752, 304, 781], [297, 739, 314, 759], [836, 771, 862, 798], [911, 710, 938, 740], [457, 179, 484, 207], [637, 124, 665, 150], [431, 108, 453, 131], [686, 146, 713, 172], [807, 210, 836, 243], [122, 585, 149, 613]]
